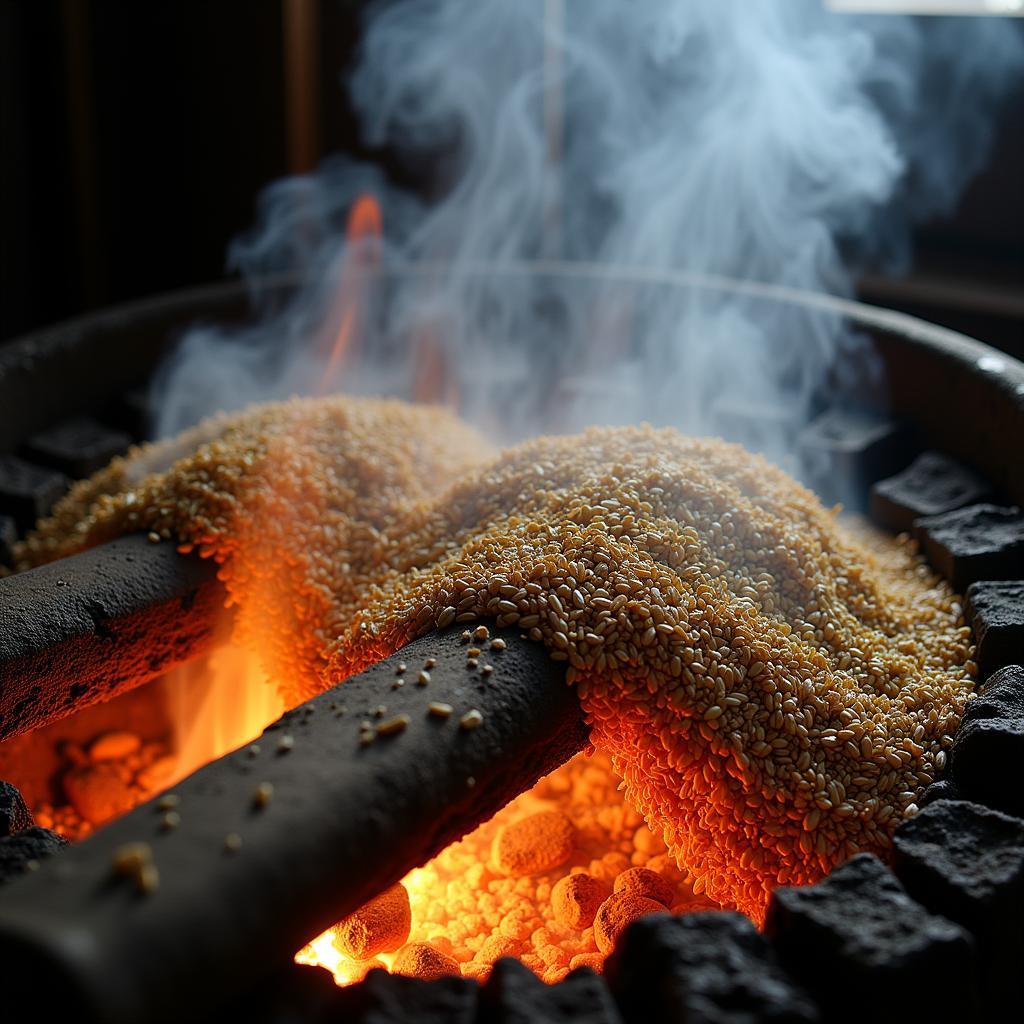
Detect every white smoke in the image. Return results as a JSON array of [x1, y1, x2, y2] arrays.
[[151, 0, 1024, 457]]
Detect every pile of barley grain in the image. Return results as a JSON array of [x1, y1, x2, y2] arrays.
[[19, 395, 975, 921]]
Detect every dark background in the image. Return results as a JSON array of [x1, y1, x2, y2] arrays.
[[2, 0, 1022, 353]]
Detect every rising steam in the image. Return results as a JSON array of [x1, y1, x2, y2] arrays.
[[152, 0, 1024, 457]]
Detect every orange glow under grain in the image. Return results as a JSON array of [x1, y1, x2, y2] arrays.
[[318, 193, 383, 393], [295, 749, 719, 986]]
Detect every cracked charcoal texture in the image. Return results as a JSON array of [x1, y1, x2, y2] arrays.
[[0, 780, 32, 837], [871, 452, 992, 533], [949, 664, 1024, 818], [893, 799, 1024, 1009], [480, 958, 622, 1024], [606, 911, 818, 1024], [765, 854, 976, 1023], [0, 827, 67, 886], [965, 581, 1024, 681], [915, 504, 1024, 592], [329, 970, 479, 1024]]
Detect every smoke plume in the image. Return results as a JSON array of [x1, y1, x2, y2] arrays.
[[152, 0, 1024, 458]]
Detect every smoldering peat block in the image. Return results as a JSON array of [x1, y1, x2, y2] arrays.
[[24, 416, 132, 479], [892, 799, 1024, 1007], [949, 664, 1024, 818], [914, 504, 1024, 592], [606, 911, 818, 1024], [965, 581, 1024, 680], [0, 454, 67, 532], [797, 407, 915, 508], [870, 451, 992, 533], [765, 854, 977, 1023], [480, 957, 623, 1024]]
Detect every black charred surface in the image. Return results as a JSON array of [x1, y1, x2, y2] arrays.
[[797, 407, 916, 509], [965, 580, 1024, 681], [765, 854, 977, 1024], [920, 778, 962, 807], [949, 664, 1024, 818], [0, 454, 67, 532], [892, 799, 1024, 1011], [332, 970, 479, 1024], [914, 504, 1024, 592], [870, 451, 993, 534], [23, 416, 132, 480], [0, 625, 586, 1024], [0, 535, 229, 742], [481, 959, 622, 1024], [0, 826, 67, 886], [0, 514, 15, 569], [0, 780, 32, 836], [606, 911, 817, 1024]]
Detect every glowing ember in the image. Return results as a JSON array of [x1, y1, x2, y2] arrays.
[[25, 644, 284, 840], [296, 749, 714, 985]]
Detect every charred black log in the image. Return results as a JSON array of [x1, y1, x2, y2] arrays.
[[0, 535, 229, 742], [0, 625, 587, 1024]]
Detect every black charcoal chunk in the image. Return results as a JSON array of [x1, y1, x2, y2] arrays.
[[949, 664, 1024, 818], [0, 827, 68, 886], [200, 963, 342, 1024], [914, 505, 1024, 592], [965, 581, 1024, 681], [0, 513, 15, 568], [870, 452, 992, 533], [606, 911, 817, 1024], [329, 969, 478, 1024], [24, 416, 132, 479], [893, 799, 1024, 1009], [103, 387, 153, 443], [0, 781, 32, 837], [0, 455, 67, 532], [766, 854, 976, 1023], [920, 778, 961, 807], [798, 408, 916, 509], [481, 958, 622, 1024], [708, 400, 802, 458]]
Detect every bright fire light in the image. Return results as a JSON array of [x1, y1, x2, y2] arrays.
[[318, 193, 384, 393]]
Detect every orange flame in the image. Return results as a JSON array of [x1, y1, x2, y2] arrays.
[[318, 194, 384, 394], [411, 325, 459, 410]]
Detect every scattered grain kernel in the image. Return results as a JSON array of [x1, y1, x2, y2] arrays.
[[459, 709, 484, 731], [376, 714, 410, 737]]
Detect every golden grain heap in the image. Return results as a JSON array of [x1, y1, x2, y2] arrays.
[[18, 395, 975, 922]]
